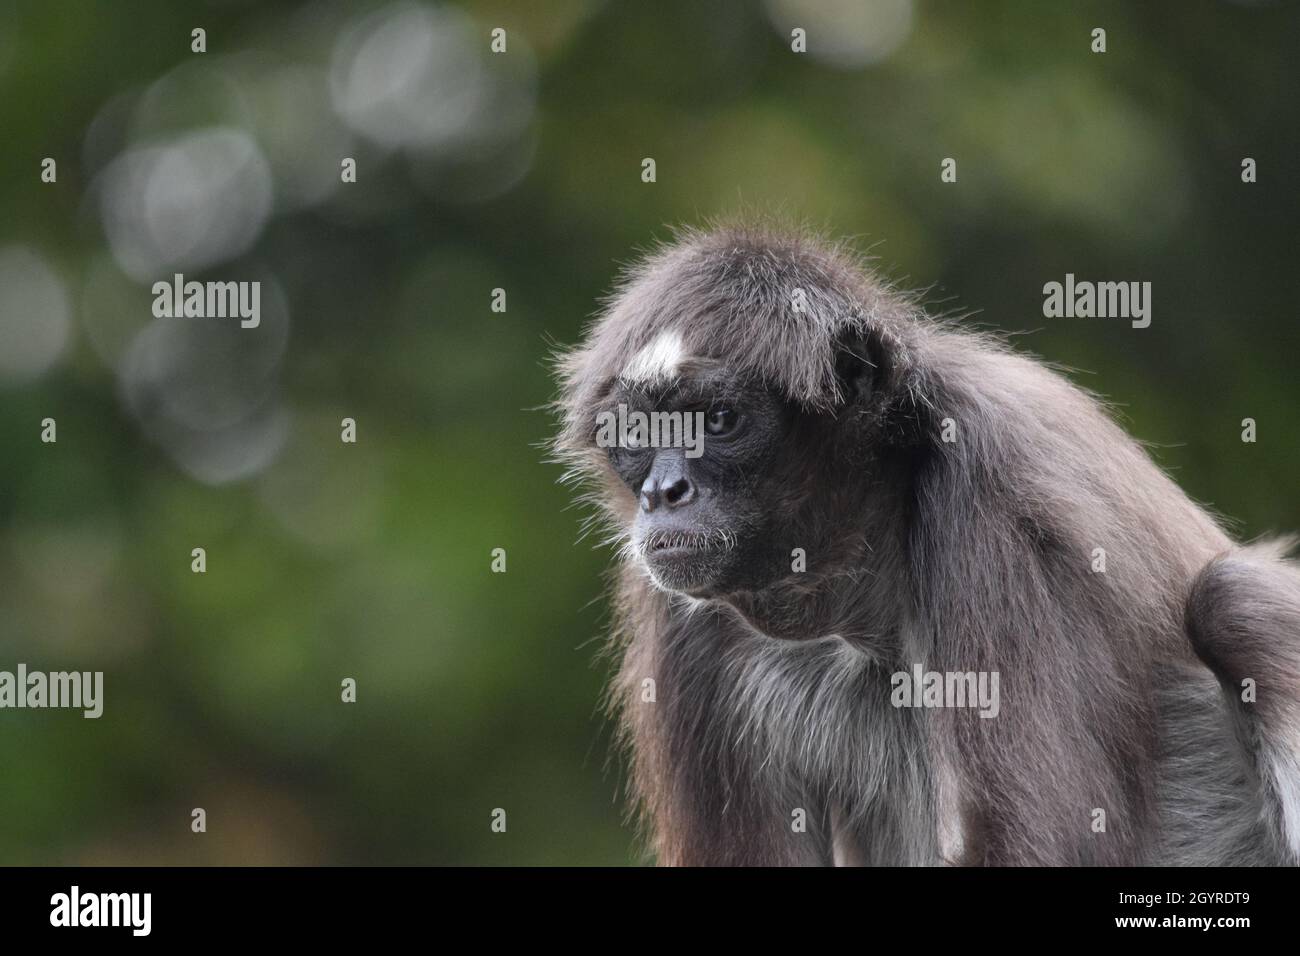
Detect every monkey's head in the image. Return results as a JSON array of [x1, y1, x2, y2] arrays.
[[555, 223, 919, 607]]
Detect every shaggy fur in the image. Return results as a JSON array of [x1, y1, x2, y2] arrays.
[[553, 221, 1300, 866]]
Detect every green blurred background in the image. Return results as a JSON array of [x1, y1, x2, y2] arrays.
[[0, 0, 1296, 864]]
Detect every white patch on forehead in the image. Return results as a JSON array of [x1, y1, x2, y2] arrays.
[[621, 329, 687, 384]]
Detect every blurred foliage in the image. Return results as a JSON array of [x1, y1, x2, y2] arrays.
[[0, 0, 1297, 864]]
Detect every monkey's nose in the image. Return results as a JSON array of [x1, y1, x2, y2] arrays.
[[640, 476, 696, 512]]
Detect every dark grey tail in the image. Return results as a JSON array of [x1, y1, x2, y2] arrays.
[[1186, 539, 1300, 863]]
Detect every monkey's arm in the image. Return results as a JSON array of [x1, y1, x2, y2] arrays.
[[1186, 540, 1300, 863]]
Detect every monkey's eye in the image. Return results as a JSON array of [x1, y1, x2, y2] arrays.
[[704, 408, 739, 437]]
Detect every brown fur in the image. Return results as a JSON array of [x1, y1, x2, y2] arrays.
[[554, 220, 1300, 865]]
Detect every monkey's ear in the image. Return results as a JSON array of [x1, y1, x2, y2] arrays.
[[832, 329, 881, 406]]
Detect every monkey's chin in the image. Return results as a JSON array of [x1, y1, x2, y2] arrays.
[[642, 545, 729, 597]]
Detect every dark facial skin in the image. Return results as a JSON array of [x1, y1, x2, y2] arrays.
[[588, 336, 909, 648], [598, 367, 803, 598]]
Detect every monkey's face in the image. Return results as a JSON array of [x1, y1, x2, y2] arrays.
[[599, 369, 804, 598], [573, 312, 885, 609]]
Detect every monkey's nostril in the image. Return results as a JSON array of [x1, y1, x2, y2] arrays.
[[664, 478, 694, 508]]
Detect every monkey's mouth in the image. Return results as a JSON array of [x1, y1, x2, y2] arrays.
[[632, 526, 741, 595], [640, 529, 733, 558]]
